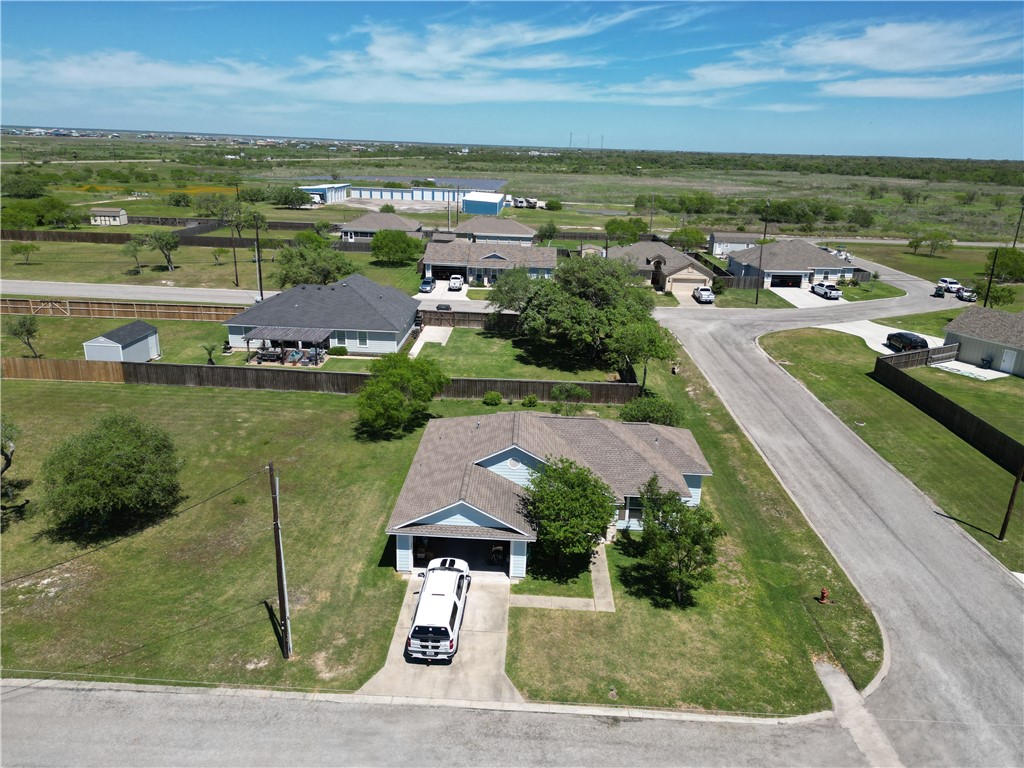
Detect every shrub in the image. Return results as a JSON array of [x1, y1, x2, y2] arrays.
[[619, 395, 683, 427], [522, 394, 539, 408], [550, 383, 590, 416], [482, 391, 503, 406], [848, 278, 860, 287], [544, 198, 562, 211], [328, 346, 348, 356]]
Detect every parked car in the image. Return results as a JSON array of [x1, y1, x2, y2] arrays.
[[886, 331, 928, 352], [811, 282, 842, 299], [435, 303, 452, 311], [406, 558, 471, 662], [956, 287, 978, 302], [937, 277, 962, 293], [448, 275, 464, 291], [692, 286, 715, 304], [419, 277, 436, 293]]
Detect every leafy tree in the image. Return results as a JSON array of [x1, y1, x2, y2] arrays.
[[637, 476, 725, 607], [122, 239, 145, 274], [487, 267, 534, 313], [605, 217, 648, 246], [678, 190, 716, 214], [40, 412, 184, 543], [166, 191, 192, 208], [983, 247, 1024, 283], [907, 233, 925, 254], [607, 319, 675, 392], [6, 315, 41, 358], [618, 394, 683, 427], [924, 230, 954, 257], [524, 457, 615, 562], [666, 226, 706, 251], [550, 383, 590, 416], [847, 205, 874, 229], [313, 220, 333, 238], [1, 415, 19, 477], [1, 200, 41, 230], [991, 193, 1007, 210], [37, 197, 80, 228], [537, 220, 558, 241], [211, 247, 229, 266], [237, 186, 267, 203], [3, 174, 46, 198], [972, 280, 1015, 308], [10, 242, 39, 264], [137, 231, 181, 272], [356, 355, 449, 438], [193, 192, 229, 217], [273, 232, 355, 287], [379, 203, 396, 213], [270, 186, 312, 208], [544, 198, 562, 211], [370, 229, 424, 266]]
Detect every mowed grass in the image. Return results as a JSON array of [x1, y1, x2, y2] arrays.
[[906, 366, 1024, 444], [0, 382, 414, 691], [415, 328, 627, 382], [1, 316, 247, 366], [511, 569, 593, 599], [714, 288, 794, 309], [506, 356, 883, 714], [840, 281, 906, 302], [760, 329, 1022, 571]]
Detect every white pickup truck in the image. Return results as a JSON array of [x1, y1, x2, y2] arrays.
[[448, 275, 464, 291], [811, 282, 842, 300], [692, 286, 715, 304]]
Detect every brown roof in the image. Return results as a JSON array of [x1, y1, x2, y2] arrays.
[[728, 239, 843, 272], [945, 306, 1024, 348], [424, 240, 557, 269], [452, 216, 536, 237], [386, 412, 712, 539], [90, 207, 125, 215], [339, 212, 421, 233], [606, 241, 714, 279]]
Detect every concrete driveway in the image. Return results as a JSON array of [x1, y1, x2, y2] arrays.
[[358, 573, 522, 703], [814, 319, 944, 354], [769, 285, 849, 308]]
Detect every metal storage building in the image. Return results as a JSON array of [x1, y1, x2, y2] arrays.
[[461, 191, 506, 215], [83, 321, 161, 362]]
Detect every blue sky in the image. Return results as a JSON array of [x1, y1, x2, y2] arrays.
[[2, 2, 1022, 159]]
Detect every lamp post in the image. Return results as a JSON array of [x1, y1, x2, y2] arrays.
[[984, 203, 1024, 308], [754, 199, 771, 306]]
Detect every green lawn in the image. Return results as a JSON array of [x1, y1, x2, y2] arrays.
[[415, 328, 628, 382], [877, 308, 968, 338], [907, 366, 1024, 444], [841, 281, 906, 302], [1, 316, 247, 366], [510, 569, 594, 599], [714, 288, 795, 309], [320, 356, 372, 373], [760, 329, 1022, 571], [506, 356, 883, 714]]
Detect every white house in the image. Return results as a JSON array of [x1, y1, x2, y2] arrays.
[[385, 412, 712, 578], [89, 207, 128, 226], [83, 320, 160, 362]]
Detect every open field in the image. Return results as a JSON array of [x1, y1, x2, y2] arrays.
[[759, 329, 1022, 571]]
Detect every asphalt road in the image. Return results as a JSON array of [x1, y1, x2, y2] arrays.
[[2, 262, 1022, 766]]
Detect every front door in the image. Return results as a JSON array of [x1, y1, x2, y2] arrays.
[[999, 349, 1017, 374]]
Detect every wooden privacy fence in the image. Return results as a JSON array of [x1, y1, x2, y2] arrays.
[[419, 309, 517, 331], [880, 345, 958, 370], [871, 352, 1023, 476], [1, 298, 244, 321], [2, 358, 640, 404]]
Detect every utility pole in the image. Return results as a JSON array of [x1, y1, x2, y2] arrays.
[[269, 461, 293, 658], [755, 199, 771, 306], [254, 219, 265, 301]]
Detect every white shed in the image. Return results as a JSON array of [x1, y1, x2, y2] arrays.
[[83, 320, 161, 362], [89, 207, 128, 226]]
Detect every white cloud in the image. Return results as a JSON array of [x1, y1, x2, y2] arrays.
[[820, 74, 1023, 99]]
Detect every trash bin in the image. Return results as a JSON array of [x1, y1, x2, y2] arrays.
[[980, 356, 993, 369]]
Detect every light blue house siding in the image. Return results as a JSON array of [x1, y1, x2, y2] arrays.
[[683, 474, 705, 506], [478, 447, 543, 487], [396, 534, 413, 572], [615, 476, 706, 530], [227, 325, 413, 355], [510, 541, 527, 578], [415, 502, 510, 529]]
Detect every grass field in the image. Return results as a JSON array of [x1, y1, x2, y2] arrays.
[[505, 356, 883, 713], [759, 328, 1022, 571], [907, 366, 1024, 444], [840, 281, 906, 302], [714, 288, 795, 309], [414, 328, 628, 382]]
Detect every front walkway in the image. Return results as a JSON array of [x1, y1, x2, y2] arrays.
[[407, 326, 453, 358], [509, 544, 615, 612]]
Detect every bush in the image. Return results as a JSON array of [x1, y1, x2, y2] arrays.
[[544, 198, 562, 211], [619, 395, 683, 427], [711, 276, 726, 295], [328, 346, 348, 356], [550, 383, 590, 416], [482, 391, 503, 406], [522, 394, 539, 408]]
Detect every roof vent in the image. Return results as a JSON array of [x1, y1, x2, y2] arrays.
[[476, 421, 481, 429]]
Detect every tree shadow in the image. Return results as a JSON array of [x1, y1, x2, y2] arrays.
[[353, 409, 432, 443], [524, 549, 593, 583], [613, 538, 696, 610], [509, 334, 604, 374], [42, 503, 180, 547]]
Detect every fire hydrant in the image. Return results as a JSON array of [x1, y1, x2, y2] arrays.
[[817, 587, 830, 604]]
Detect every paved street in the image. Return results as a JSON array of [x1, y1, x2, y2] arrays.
[[2, 263, 1022, 766]]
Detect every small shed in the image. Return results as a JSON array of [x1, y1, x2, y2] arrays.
[[944, 307, 1024, 377], [90, 207, 128, 226], [83, 320, 160, 362], [461, 191, 506, 215]]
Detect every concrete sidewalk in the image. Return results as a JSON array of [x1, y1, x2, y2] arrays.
[[408, 326, 453, 358], [510, 545, 615, 613]]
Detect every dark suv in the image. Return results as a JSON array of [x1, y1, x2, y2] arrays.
[[886, 331, 927, 352]]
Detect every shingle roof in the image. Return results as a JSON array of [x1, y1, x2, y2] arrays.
[[386, 412, 712, 539], [728, 239, 842, 272], [711, 232, 764, 244], [424, 241, 557, 269], [89, 207, 126, 215], [452, 216, 536, 237], [225, 274, 418, 333], [339, 212, 422, 233], [95, 320, 157, 346], [606, 241, 714, 278], [945, 307, 1024, 348]]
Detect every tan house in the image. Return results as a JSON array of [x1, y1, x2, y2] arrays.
[[606, 241, 714, 297]]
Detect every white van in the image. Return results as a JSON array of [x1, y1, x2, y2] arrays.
[[406, 558, 471, 661]]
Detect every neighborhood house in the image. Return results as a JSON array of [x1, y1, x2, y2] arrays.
[[727, 239, 857, 288], [944, 306, 1024, 377], [605, 241, 715, 298], [223, 274, 419, 355], [451, 216, 536, 246], [385, 412, 713, 578], [422, 240, 556, 285], [337, 211, 423, 243]]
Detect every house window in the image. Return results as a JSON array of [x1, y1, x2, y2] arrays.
[[358, 331, 368, 347], [618, 496, 644, 523]]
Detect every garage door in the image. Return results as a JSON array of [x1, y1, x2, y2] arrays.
[[770, 274, 803, 288], [669, 278, 705, 297]]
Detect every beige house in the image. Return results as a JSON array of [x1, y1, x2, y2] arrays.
[[89, 207, 128, 226], [606, 241, 714, 297]]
